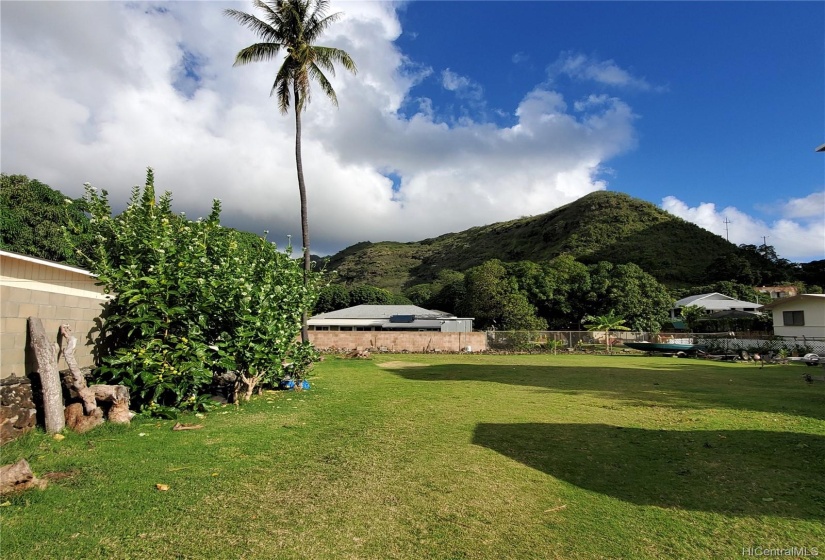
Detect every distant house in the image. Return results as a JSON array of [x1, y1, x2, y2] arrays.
[[671, 292, 762, 323], [754, 285, 799, 301], [760, 294, 825, 338], [308, 305, 474, 333]]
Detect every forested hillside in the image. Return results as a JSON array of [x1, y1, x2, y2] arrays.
[[326, 191, 802, 291]]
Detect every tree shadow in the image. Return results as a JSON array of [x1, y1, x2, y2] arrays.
[[472, 423, 825, 519], [385, 362, 825, 420]]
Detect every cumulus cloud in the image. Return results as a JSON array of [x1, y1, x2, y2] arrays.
[[661, 195, 825, 262], [2, 1, 637, 256]]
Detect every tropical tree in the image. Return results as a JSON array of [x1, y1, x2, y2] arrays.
[[0, 174, 91, 264], [459, 260, 547, 331], [314, 283, 351, 313], [584, 310, 630, 354], [77, 170, 318, 411], [226, 0, 357, 342], [679, 304, 706, 333]]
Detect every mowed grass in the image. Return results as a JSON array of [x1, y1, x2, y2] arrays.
[[2, 354, 824, 559]]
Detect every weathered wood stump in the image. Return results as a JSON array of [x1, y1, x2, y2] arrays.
[[27, 319, 132, 435], [60, 324, 131, 426], [60, 324, 98, 415], [0, 459, 47, 495], [64, 402, 104, 433], [89, 384, 131, 424], [27, 318, 65, 434]]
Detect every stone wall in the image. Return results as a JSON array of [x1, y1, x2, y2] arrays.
[[308, 331, 487, 353], [0, 376, 37, 444]]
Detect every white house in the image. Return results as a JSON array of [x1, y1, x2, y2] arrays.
[[671, 292, 762, 321], [760, 294, 825, 338], [308, 305, 474, 333]]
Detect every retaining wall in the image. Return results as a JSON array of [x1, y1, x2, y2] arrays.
[[308, 331, 487, 353]]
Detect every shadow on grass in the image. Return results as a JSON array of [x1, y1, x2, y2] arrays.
[[473, 423, 825, 519], [386, 362, 825, 420]]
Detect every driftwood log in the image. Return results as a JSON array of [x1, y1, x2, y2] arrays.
[[59, 324, 98, 414], [59, 323, 131, 426], [89, 384, 131, 424], [27, 318, 132, 434], [0, 459, 47, 495], [64, 402, 104, 433], [27, 317, 65, 434]]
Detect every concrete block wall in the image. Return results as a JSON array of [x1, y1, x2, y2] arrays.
[[1, 252, 108, 380], [308, 331, 487, 353]]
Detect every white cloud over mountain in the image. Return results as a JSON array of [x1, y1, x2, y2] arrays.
[[661, 195, 825, 262]]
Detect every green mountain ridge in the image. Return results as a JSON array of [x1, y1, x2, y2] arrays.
[[325, 191, 761, 292]]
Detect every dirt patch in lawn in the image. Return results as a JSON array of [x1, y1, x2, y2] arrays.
[[377, 361, 428, 369]]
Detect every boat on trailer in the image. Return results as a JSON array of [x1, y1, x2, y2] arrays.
[[623, 341, 703, 354]]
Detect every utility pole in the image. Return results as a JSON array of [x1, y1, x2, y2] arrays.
[[723, 218, 732, 242]]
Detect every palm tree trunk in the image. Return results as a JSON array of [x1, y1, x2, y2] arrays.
[[294, 85, 310, 344]]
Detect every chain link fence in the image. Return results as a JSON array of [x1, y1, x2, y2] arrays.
[[485, 330, 825, 355]]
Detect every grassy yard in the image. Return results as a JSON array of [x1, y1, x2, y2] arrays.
[[2, 354, 824, 559]]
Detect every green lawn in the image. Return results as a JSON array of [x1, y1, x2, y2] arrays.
[[2, 354, 824, 559]]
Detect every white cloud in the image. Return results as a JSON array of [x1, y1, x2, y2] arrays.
[[661, 196, 825, 262], [777, 191, 825, 220], [1, 0, 638, 256], [512, 52, 529, 64], [551, 52, 663, 92], [441, 69, 483, 101]]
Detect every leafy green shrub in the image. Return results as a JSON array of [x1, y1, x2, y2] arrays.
[[76, 169, 318, 411]]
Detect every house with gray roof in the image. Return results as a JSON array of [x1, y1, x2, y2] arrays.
[[671, 292, 762, 323], [308, 305, 474, 333]]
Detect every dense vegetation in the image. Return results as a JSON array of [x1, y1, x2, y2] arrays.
[[0, 174, 90, 265], [326, 191, 813, 292], [4, 175, 819, 336], [75, 170, 318, 412]]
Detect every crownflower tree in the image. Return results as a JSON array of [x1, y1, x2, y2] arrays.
[[226, 0, 356, 342]]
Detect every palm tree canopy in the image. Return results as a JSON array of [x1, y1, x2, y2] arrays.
[[584, 310, 631, 332], [225, 0, 357, 114]]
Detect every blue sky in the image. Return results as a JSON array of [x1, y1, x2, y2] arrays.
[[1, 1, 823, 262], [395, 1, 824, 237]]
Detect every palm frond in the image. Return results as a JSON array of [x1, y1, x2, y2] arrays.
[[233, 42, 283, 67], [312, 46, 357, 75], [304, 11, 342, 41], [223, 9, 278, 42], [274, 61, 295, 113], [307, 63, 338, 107]]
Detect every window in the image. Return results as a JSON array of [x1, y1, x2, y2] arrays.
[[339, 326, 353, 331], [315, 326, 330, 331], [782, 310, 805, 326]]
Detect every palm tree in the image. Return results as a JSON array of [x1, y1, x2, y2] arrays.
[[226, 0, 356, 342], [584, 310, 630, 354]]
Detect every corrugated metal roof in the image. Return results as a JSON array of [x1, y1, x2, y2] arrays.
[[311, 305, 453, 320], [674, 292, 735, 307], [674, 292, 760, 310]]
